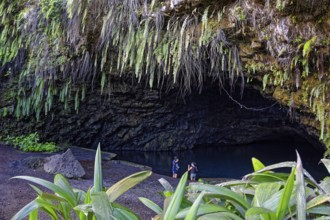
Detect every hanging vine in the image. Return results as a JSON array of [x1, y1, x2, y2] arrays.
[[236, 0, 330, 148], [0, 0, 243, 120]]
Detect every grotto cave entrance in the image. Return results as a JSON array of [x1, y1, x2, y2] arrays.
[[115, 139, 327, 180], [113, 85, 328, 180]]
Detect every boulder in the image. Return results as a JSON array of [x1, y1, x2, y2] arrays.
[[22, 156, 45, 169], [44, 149, 85, 178]]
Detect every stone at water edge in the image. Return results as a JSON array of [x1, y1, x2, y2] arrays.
[[21, 156, 45, 169], [44, 148, 86, 178]]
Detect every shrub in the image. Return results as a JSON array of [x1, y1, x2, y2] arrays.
[[141, 153, 330, 220], [3, 132, 59, 152]]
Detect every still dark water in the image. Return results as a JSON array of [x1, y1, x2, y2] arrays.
[[114, 141, 328, 181]]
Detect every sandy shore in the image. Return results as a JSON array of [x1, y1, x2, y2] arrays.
[[0, 144, 180, 220]]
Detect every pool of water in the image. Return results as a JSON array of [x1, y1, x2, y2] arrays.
[[114, 141, 328, 181]]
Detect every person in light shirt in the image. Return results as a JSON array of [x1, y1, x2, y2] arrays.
[[188, 162, 198, 181]]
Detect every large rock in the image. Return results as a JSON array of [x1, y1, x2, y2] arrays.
[[44, 149, 85, 178], [21, 156, 45, 169]]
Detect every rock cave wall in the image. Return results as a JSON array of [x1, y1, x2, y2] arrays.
[[0, 77, 322, 151], [0, 0, 329, 151]]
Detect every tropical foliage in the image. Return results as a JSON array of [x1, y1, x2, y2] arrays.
[[11, 144, 152, 220], [3, 132, 59, 152], [11, 143, 330, 219], [141, 153, 330, 220]]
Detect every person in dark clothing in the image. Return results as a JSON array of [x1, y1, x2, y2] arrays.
[[188, 162, 198, 181], [172, 156, 179, 178]]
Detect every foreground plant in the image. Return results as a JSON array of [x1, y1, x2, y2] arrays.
[[141, 152, 330, 220], [11, 144, 152, 220]]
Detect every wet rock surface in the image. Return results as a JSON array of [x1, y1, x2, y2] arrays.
[[0, 79, 322, 151]]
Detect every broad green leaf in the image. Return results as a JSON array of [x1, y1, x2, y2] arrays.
[[35, 196, 58, 219], [246, 161, 319, 191], [162, 196, 172, 215], [74, 188, 87, 204], [39, 192, 67, 203], [77, 190, 93, 220], [218, 180, 256, 187], [59, 202, 71, 220], [54, 174, 76, 201], [248, 172, 289, 183], [180, 197, 194, 210], [247, 173, 289, 182], [244, 162, 296, 176], [252, 158, 265, 172], [112, 208, 128, 220], [35, 197, 59, 211], [319, 177, 330, 193], [93, 143, 103, 192], [176, 204, 229, 219], [163, 171, 189, 220], [230, 200, 249, 217], [306, 194, 330, 210], [313, 217, 330, 220], [139, 197, 162, 214], [11, 200, 39, 220], [91, 192, 113, 220], [276, 167, 296, 220], [106, 170, 152, 202], [28, 209, 38, 220], [245, 207, 276, 220], [307, 205, 330, 215], [184, 191, 205, 220], [197, 212, 243, 220], [84, 188, 92, 204], [112, 203, 141, 220], [74, 204, 93, 215], [253, 182, 282, 207], [295, 151, 306, 220], [190, 184, 251, 210], [29, 184, 43, 195], [158, 178, 174, 192], [262, 187, 302, 212], [11, 176, 76, 207]]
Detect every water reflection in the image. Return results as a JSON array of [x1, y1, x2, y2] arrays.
[[114, 141, 328, 181]]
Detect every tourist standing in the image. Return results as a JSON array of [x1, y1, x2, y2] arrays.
[[172, 156, 179, 178], [188, 162, 198, 181]]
